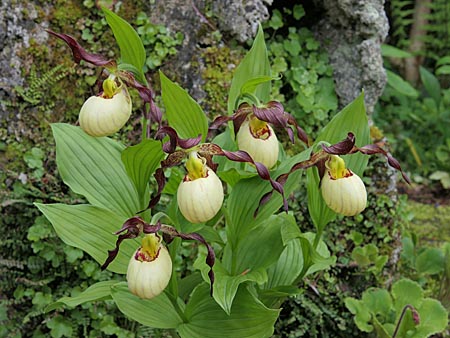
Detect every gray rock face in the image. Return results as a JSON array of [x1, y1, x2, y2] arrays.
[[313, 0, 389, 114], [0, 1, 48, 118], [146, 0, 272, 102], [212, 0, 272, 42]]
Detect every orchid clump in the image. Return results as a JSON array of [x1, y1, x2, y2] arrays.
[[33, 8, 429, 338]]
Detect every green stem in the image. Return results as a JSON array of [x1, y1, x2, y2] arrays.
[[141, 116, 148, 140], [313, 227, 324, 249], [167, 292, 188, 323]]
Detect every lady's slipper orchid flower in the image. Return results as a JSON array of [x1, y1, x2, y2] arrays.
[[177, 152, 224, 223], [127, 234, 172, 299], [101, 217, 216, 296], [320, 155, 367, 216], [79, 77, 132, 137], [236, 115, 279, 168]]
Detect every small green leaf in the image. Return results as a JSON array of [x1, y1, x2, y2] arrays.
[[345, 297, 373, 332], [240, 76, 274, 96], [228, 24, 271, 115], [103, 7, 146, 82], [436, 65, 450, 75], [381, 44, 413, 58], [160, 71, 208, 141], [178, 284, 279, 338], [45, 281, 118, 312], [121, 139, 165, 208], [419, 66, 441, 106], [111, 282, 183, 329], [194, 258, 267, 315], [47, 315, 73, 338], [386, 69, 419, 98]]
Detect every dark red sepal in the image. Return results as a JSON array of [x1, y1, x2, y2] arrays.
[[46, 30, 116, 68]]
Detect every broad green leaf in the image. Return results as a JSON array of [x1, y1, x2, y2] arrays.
[[381, 44, 413, 58], [228, 24, 271, 115], [415, 247, 445, 275], [307, 92, 370, 230], [45, 281, 118, 312], [178, 284, 279, 338], [35, 204, 137, 274], [51, 123, 140, 218], [392, 279, 423, 313], [386, 69, 419, 98], [103, 7, 146, 83], [419, 66, 441, 106], [194, 258, 267, 315], [345, 297, 373, 332], [121, 139, 165, 207], [111, 282, 183, 329], [117, 62, 146, 84], [160, 71, 208, 141], [413, 298, 448, 338]]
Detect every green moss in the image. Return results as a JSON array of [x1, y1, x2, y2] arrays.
[[201, 45, 243, 116], [405, 201, 450, 244]]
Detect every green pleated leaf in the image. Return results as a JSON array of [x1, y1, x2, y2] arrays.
[[345, 297, 374, 333], [121, 139, 165, 207], [263, 238, 303, 289], [45, 281, 119, 312], [111, 282, 183, 329], [233, 214, 286, 274], [227, 24, 271, 115], [160, 71, 208, 141], [392, 278, 424, 312], [103, 7, 146, 83], [52, 123, 140, 218], [178, 284, 279, 338], [226, 148, 310, 249], [35, 203, 138, 274], [307, 92, 370, 230]]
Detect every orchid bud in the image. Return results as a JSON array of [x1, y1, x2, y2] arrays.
[[127, 234, 172, 299], [79, 78, 132, 137], [177, 152, 224, 223], [320, 155, 367, 216], [236, 116, 279, 168]]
